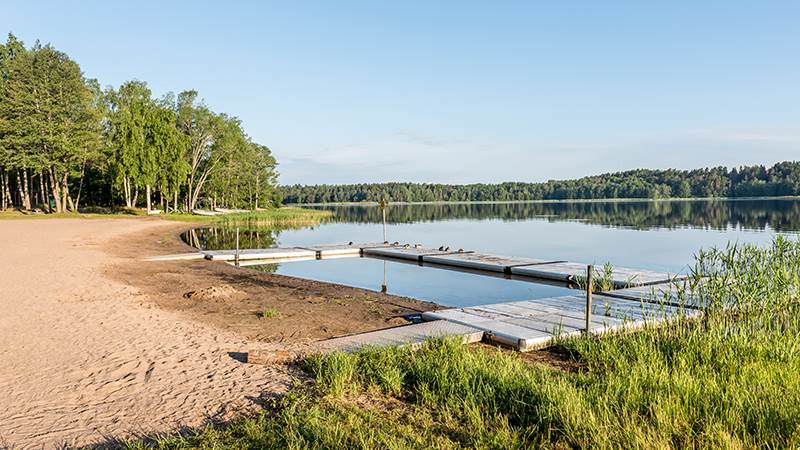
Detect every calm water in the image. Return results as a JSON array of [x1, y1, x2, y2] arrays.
[[184, 199, 800, 307]]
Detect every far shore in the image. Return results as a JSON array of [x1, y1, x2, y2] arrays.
[[290, 195, 800, 207]]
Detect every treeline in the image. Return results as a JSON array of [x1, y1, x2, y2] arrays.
[[0, 33, 278, 213], [310, 199, 800, 232], [281, 162, 800, 204]]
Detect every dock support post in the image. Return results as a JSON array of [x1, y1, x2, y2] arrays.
[[585, 264, 593, 333], [235, 228, 240, 267], [381, 260, 388, 293], [380, 199, 388, 243]]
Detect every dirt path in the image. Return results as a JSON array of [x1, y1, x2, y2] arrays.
[[0, 219, 293, 449]]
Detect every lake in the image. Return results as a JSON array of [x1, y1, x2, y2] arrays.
[[183, 199, 800, 307]]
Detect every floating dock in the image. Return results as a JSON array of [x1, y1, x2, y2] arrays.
[[510, 262, 684, 288], [422, 295, 700, 351], [423, 252, 563, 274], [296, 242, 391, 258], [157, 241, 702, 352], [363, 245, 474, 262], [315, 320, 484, 352], [203, 248, 316, 262]]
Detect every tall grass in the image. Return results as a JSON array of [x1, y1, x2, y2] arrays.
[[162, 207, 333, 225], [129, 237, 800, 449]]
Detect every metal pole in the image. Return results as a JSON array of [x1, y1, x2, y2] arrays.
[[585, 264, 593, 333], [381, 200, 387, 243], [235, 227, 240, 267], [381, 260, 388, 293]]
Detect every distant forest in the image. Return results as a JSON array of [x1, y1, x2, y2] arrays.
[[281, 161, 800, 204]]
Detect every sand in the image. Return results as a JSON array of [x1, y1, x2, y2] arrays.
[[0, 218, 294, 449]]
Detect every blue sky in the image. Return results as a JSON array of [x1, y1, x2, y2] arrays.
[[4, 1, 799, 184]]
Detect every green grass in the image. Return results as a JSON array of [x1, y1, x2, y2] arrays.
[[260, 307, 281, 319], [125, 236, 800, 449], [0, 206, 332, 225]]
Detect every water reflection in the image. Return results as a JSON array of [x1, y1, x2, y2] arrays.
[[181, 199, 800, 307], [309, 199, 800, 232]]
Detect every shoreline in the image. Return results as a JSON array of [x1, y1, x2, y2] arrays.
[[287, 195, 800, 207], [114, 220, 438, 344]]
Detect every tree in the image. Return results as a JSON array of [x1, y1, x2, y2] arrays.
[[175, 90, 226, 211], [0, 33, 26, 210], [0, 42, 102, 213]]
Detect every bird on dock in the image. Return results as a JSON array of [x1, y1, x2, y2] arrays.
[[444, 246, 450, 251], [438, 246, 444, 251], [348, 241, 353, 245]]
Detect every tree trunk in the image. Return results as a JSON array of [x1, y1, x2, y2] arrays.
[[123, 177, 133, 208], [60, 172, 70, 213], [174, 190, 178, 213], [0, 169, 6, 211], [39, 171, 50, 213], [48, 168, 63, 213], [16, 170, 28, 210], [146, 185, 152, 213]]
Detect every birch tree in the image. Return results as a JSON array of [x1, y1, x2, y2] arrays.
[[106, 81, 149, 208], [0, 42, 101, 213]]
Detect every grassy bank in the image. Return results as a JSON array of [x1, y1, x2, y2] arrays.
[[127, 237, 800, 449], [0, 207, 332, 226]]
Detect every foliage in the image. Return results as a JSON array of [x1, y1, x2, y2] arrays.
[[0, 36, 103, 212], [0, 33, 278, 213], [281, 161, 800, 204], [261, 307, 280, 318]]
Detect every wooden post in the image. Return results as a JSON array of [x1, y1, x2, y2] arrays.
[[585, 264, 593, 333], [235, 227, 240, 267]]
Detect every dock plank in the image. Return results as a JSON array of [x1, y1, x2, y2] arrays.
[[603, 280, 708, 308], [315, 320, 484, 352], [203, 248, 316, 261], [423, 252, 564, 273], [510, 262, 684, 288], [363, 245, 473, 262], [422, 294, 698, 351], [296, 242, 392, 258]]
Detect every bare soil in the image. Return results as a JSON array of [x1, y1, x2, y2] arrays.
[[105, 221, 438, 344]]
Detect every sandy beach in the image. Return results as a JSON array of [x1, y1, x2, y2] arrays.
[[0, 218, 433, 448]]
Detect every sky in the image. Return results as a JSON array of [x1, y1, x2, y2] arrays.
[[3, 1, 799, 185]]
